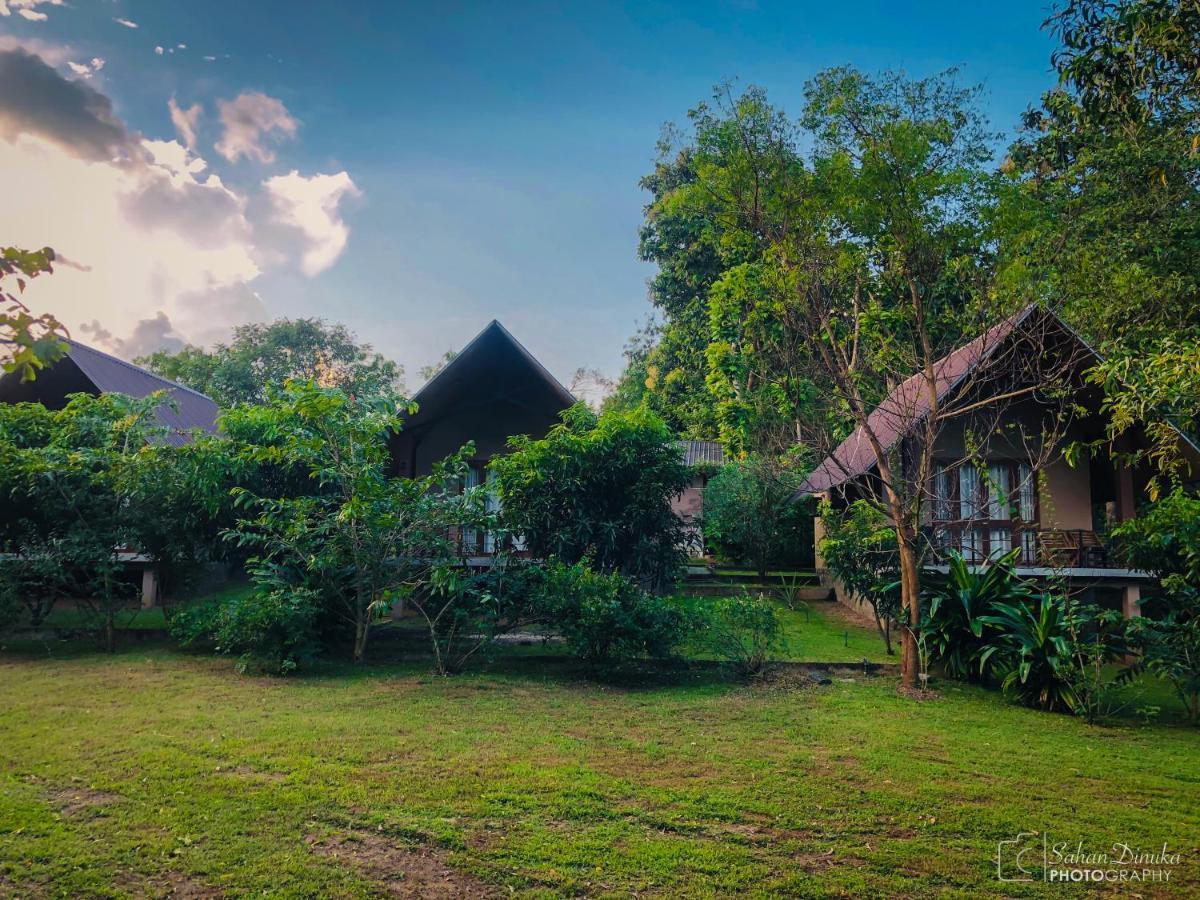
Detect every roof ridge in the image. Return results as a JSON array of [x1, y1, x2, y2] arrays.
[[66, 339, 216, 403]]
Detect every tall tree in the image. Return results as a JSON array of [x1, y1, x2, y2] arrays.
[[665, 70, 1079, 688], [139, 318, 403, 407]]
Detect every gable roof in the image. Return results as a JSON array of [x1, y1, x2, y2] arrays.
[[678, 440, 726, 467], [798, 305, 1064, 495], [0, 340, 219, 446], [405, 320, 575, 428]]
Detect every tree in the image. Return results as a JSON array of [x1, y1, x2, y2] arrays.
[[223, 381, 485, 664], [661, 71, 1082, 689], [0, 393, 219, 650], [1, 246, 67, 381], [490, 403, 692, 591], [701, 454, 808, 578], [139, 318, 403, 407]]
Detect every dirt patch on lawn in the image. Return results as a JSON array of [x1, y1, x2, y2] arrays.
[[121, 871, 224, 899], [306, 830, 501, 898], [47, 785, 121, 817]]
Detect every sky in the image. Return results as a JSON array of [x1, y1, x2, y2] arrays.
[[1, 0, 1061, 396]]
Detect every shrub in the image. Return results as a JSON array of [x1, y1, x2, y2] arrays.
[[922, 548, 1029, 681], [536, 560, 687, 666], [698, 594, 783, 677], [818, 499, 901, 654], [490, 404, 691, 592], [979, 593, 1079, 713], [702, 456, 811, 576], [169, 586, 322, 675]]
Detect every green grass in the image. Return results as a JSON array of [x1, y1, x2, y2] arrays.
[[1, 626, 1197, 897]]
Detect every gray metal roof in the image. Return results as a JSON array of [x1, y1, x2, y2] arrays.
[[64, 340, 219, 446], [677, 440, 726, 467]]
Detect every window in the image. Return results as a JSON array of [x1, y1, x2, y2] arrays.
[[930, 460, 1038, 564]]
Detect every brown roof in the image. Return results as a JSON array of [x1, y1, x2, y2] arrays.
[[798, 306, 1043, 495]]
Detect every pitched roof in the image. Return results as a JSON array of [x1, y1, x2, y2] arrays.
[[63, 340, 219, 446], [677, 440, 726, 467], [798, 306, 1047, 495], [406, 320, 575, 426]]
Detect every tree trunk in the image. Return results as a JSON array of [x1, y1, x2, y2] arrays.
[[353, 618, 369, 663], [105, 611, 115, 654], [896, 534, 921, 689]]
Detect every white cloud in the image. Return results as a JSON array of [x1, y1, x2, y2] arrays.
[[2, 49, 358, 357], [66, 57, 105, 78], [168, 97, 202, 150], [0, 0, 62, 20], [113, 17, 138, 29], [214, 91, 297, 163], [263, 170, 360, 276], [154, 45, 164, 56]]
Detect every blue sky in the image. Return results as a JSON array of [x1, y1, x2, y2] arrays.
[[1, 1, 1060, 391]]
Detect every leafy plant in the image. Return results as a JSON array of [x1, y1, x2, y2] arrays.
[[698, 593, 783, 677], [490, 404, 691, 592], [923, 548, 1029, 681], [701, 456, 811, 577], [535, 560, 687, 666], [170, 586, 322, 675], [223, 382, 485, 665], [979, 593, 1078, 713], [1, 246, 67, 381]]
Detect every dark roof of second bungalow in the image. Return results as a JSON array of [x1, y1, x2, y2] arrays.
[[63, 340, 219, 445]]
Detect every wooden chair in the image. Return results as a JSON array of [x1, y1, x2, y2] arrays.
[[1077, 530, 1110, 568], [1037, 530, 1079, 567]]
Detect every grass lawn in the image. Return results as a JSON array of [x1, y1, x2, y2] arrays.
[[1, 609, 1197, 898]]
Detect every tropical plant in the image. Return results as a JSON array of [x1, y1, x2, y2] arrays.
[[979, 593, 1079, 712], [490, 404, 692, 592], [923, 548, 1030, 681]]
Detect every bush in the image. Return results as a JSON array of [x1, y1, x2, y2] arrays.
[[490, 404, 691, 592], [702, 456, 811, 576], [697, 594, 783, 677], [922, 548, 1030, 681], [537, 560, 687, 666], [818, 499, 901, 654], [169, 587, 322, 675]]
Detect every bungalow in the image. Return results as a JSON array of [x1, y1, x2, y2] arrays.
[[802, 306, 1200, 619], [0, 338, 218, 444], [387, 320, 576, 558], [673, 440, 727, 555], [0, 339, 221, 606]]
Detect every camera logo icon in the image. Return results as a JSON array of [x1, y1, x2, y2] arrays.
[[996, 831, 1043, 882]]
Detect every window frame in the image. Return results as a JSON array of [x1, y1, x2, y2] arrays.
[[930, 459, 1040, 564]]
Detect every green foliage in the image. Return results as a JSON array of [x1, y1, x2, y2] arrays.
[[701, 455, 810, 576], [170, 586, 323, 675], [0, 246, 67, 382], [1113, 490, 1200, 721], [138, 318, 404, 407], [490, 404, 691, 591], [222, 381, 484, 665], [923, 549, 1030, 681], [0, 393, 226, 650], [979, 592, 1080, 712], [414, 560, 544, 676], [695, 593, 783, 677], [536, 560, 688, 666], [818, 500, 901, 654]]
